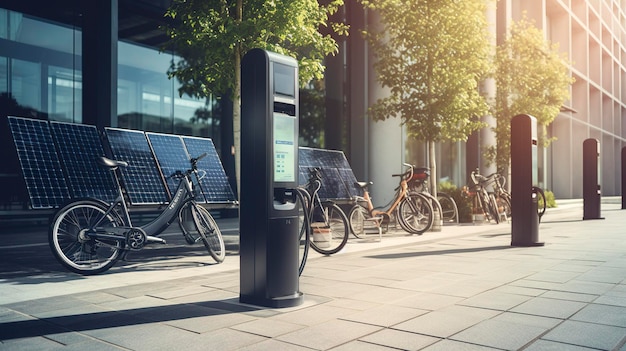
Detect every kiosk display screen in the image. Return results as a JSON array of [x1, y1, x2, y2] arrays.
[[273, 112, 296, 182]]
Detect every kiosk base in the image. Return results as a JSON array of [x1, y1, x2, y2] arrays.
[[240, 293, 304, 308], [511, 241, 545, 247]]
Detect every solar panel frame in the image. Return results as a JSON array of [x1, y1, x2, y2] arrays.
[[104, 127, 169, 205], [49, 121, 118, 203], [181, 136, 237, 204], [7, 116, 70, 209]]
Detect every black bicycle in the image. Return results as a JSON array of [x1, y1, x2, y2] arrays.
[[48, 153, 225, 275]]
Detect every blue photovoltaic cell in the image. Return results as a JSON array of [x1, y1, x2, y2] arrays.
[[50, 122, 118, 203], [146, 132, 190, 199], [298, 147, 360, 201], [337, 168, 363, 198], [105, 128, 168, 205], [7, 116, 70, 209], [182, 136, 237, 203]]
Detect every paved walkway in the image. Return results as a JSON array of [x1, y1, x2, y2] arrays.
[[1, 200, 626, 350]]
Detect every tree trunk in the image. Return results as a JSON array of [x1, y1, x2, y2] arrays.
[[233, 0, 243, 201], [429, 140, 437, 198]]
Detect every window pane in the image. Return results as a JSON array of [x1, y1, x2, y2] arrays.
[[11, 59, 40, 113], [48, 65, 81, 123]]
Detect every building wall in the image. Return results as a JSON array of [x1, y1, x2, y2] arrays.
[[347, 0, 626, 202]]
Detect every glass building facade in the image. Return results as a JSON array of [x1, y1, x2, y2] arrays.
[[0, 8, 218, 139]]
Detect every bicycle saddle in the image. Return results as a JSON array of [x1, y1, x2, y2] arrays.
[[97, 156, 129, 169]]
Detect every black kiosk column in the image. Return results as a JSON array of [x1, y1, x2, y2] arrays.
[[583, 138, 603, 220], [510, 114, 544, 247], [240, 49, 303, 308]]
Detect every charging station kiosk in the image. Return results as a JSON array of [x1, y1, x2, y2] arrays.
[[239, 49, 303, 307], [583, 138, 603, 220], [510, 114, 544, 247]]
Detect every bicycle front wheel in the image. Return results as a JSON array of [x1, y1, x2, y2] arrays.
[[188, 203, 225, 263], [49, 199, 124, 275], [310, 203, 349, 255], [398, 193, 434, 235]]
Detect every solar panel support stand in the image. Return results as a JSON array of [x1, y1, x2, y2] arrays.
[[239, 49, 303, 308]]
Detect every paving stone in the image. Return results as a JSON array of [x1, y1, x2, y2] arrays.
[[539, 290, 598, 303], [392, 305, 499, 338], [81, 321, 199, 351], [230, 318, 306, 337], [542, 320, 626, 350], [392, 292, 464, 311], [577, 267, 626, 284], [276, 319, 381, 350], [458, 290, 532, 311], [359, 328, 439, 350], [571, 303, 626, 327], [188, 328, 268, 351], [270, 303, 358, 326], [421, 339, 501, 350], [236, 338, 315, 351], [450, 317, 549, 350], [510, 297, 586, 319], [340, 304, 428, 327], [331, 340, 402, 350], [523, 339, 600, 351]]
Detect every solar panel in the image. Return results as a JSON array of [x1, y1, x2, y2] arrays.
[[181, 136, 237, 203], [50, 121, 118, 203], [337, 168, 362, 198], [104, 128, 168, 205], [7, 116, 70, 209], [146, 132, 189, 199], [298, 147, 361, 201]]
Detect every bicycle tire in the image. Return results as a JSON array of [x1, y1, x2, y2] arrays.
[[295, 188, 310, 276], [49, 199, 125, 275], [189, 203, 226, 263], [437, 192, 459, 223], [398, 193, 434, 234], [309, 203, 349, 255], [348, 204, 369, 238], [487, 193, 501, 224]]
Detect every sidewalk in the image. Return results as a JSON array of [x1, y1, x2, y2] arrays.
[[1, 200, 626, 350]]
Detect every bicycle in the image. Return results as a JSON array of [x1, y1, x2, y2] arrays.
[[297, 167, 349, 255], [464, 169, 501, 223], [48, 153, 225, 275], [407, 166, 459, 224], [348, 163, 434, 236]]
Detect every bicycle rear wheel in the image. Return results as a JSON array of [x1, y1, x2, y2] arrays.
[[398, 193, 434, 234], [437, 192, 459, 223], [49, 199, 124, 275], [188, 202, 225, 263], [310, 203, 349, 255]]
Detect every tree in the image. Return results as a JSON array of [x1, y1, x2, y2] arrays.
[[360, 0, 492, 197], [490, 15, 574, 174], [164, 0, 347, 194]]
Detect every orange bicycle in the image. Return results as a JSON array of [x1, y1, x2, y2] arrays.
[[348, 163, 434, 236]]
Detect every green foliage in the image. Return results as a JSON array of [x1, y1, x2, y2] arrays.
[[539, 189, 557, 208], [360, 0, 492, 143], [164, 0, 346, 99], [491, 14, 574, 174]]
